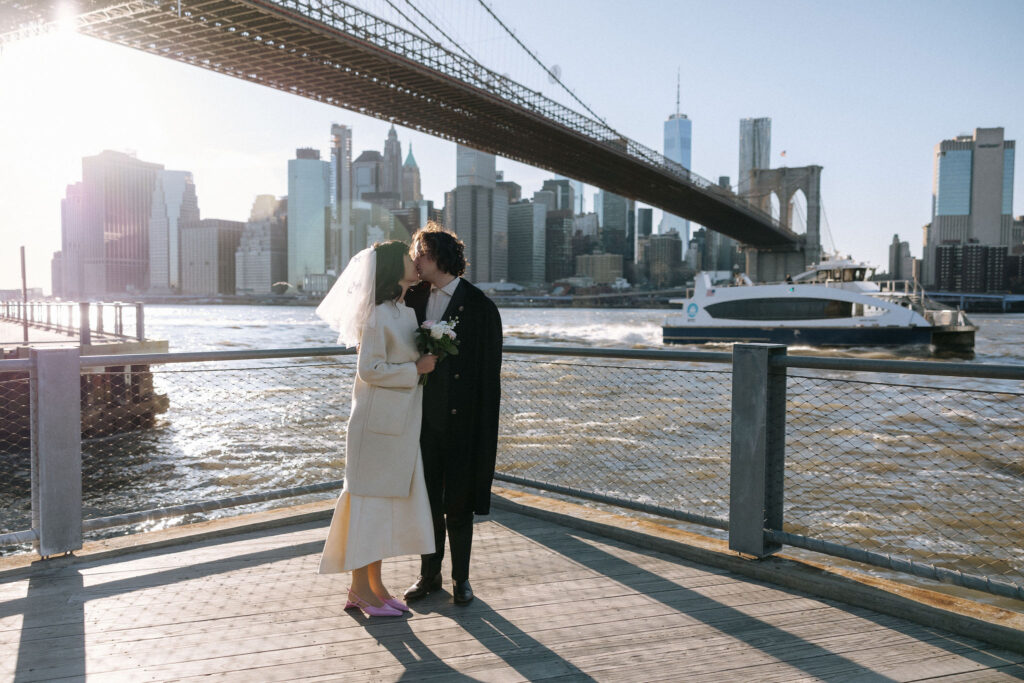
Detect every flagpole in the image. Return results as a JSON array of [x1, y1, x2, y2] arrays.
[[20, 245, 28, 343]]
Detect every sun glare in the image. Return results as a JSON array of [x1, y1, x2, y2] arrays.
[[55, 2, 79, 35]]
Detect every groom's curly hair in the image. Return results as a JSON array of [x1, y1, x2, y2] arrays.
[[413, 222, 467, 277]]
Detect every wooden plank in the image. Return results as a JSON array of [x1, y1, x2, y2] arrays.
[[3, 508, 1022, 682]]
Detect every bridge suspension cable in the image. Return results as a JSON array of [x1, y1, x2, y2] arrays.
[[387, 0, 481, 65], [473, 0, 613, 131], [819, 198, 839, 256]]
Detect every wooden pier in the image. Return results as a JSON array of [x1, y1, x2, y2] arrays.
[[0, 304, 168, 454], [1, 489, 1021, 681]]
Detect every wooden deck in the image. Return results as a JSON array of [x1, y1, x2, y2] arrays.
[[0, 320, 79, 346], [1, 495, 1023, 682]]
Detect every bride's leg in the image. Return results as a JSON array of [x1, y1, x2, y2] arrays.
[[351, 564, 386, 606], [367, 560, 391, 599]]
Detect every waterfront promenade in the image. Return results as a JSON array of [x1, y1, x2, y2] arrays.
[[3, 489, 1022, 682]]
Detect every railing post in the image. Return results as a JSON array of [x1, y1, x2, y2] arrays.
[[135, 302, 145, 341], [95, 302, 104, 335], [79, 302, 91, 346], [729, 343, 787, 558], [30, 347, 83, 557]]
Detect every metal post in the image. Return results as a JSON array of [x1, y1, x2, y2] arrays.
[[729, 343, 788, 558], [95, 302, 104, 335], [30, 347, 83, 557], [79, 302, 91, 346], [21, 246, 28, 343], [135, 302, 145, 341]]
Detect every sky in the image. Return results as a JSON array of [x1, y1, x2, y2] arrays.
[[1, 0, 1022, 292]]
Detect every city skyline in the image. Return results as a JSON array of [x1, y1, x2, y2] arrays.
[[2, 0, 1023, 291]]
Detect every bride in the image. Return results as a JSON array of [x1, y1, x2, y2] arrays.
[[316, 240, 437, 617]]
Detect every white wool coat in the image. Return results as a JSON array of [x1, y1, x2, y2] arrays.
[[344, 302, 422, 497]]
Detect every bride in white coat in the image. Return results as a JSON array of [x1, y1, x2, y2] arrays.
[[316, 241, 437, 617]]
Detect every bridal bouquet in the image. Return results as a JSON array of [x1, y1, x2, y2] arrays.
[[415, 318, 459, 385]]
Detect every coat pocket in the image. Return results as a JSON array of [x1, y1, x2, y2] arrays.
[[366, 386, 415, 435]]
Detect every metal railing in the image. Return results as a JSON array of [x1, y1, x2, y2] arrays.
[[0, 344, 1021, 602], [0, 301, 145, 345]]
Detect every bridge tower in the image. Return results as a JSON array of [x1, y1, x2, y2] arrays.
[[744, 166, 824, 282]]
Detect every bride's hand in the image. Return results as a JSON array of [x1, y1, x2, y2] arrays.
[[416, 354, 437, 374]]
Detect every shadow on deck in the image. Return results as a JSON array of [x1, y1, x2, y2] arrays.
[[1, 492, 1023, 681]]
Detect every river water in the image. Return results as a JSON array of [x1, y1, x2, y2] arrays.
[[2, 305, 1022, 608], [144, 305, 1024, 364]]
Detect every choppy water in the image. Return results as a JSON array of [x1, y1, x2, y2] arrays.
[[2, 305, 1021, 609], [145, 304, 1024, 364]]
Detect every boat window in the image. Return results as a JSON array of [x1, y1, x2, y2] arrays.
[[705, 298, 853, 321]]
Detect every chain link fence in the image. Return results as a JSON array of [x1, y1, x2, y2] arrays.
[[497, 357, 732, 528], [0, 372, 32, 539], [79, 358, 356, 536], [2, 347, 1022, 601], [785, 373, 1024, 587]]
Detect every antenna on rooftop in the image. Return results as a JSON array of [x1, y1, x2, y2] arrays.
[[676, 68, 680, 116]]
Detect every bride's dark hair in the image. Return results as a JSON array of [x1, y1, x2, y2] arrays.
[[373, 240, 410, 305]]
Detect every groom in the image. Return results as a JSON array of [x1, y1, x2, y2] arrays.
[[403, 224, 503, 605]]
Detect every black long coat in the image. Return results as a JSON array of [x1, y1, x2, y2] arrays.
[[405, 279, 503, 515]]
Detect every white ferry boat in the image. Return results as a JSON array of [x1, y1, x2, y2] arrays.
[[663, 259, 976, 353]]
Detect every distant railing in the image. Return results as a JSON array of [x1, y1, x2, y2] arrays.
[[0, 344, 1021, 602], [0, 301, 145, 345]]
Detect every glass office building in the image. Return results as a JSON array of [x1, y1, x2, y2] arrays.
[[924, 128, 1016, 287]]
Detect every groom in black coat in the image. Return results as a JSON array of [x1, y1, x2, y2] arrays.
[[403, 224, 503, 605]]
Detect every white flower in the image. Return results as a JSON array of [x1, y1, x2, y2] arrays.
[[430, 325, 444, 339], [445, 329, 456, 340]]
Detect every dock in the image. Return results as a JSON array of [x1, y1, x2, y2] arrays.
[[1, 303, 168, 453], [2, 489, 1022, 682]]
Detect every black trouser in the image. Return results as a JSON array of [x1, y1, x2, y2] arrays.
[[419, 424, 474, 582]]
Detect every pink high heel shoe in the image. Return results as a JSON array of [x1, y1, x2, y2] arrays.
[[345, 589, 402, 617], [382, 596, 409, 612]]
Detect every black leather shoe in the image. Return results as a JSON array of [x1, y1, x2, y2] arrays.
[[403, 573, 441, 601], [453, 579, 474, 605]]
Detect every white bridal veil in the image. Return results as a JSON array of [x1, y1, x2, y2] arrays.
[[315, 246, 377, 347]]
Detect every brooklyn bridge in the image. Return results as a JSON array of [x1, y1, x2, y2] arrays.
[[0, 0, 808, 261]]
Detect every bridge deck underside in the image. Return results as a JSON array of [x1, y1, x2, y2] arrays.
[[3, 0, 799, 248]]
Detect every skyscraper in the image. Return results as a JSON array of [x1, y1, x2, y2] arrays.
[[180, 218, 245, 295], [402, 145, 422, 203], [352, 150, 383, 201], [287, 148, 331, 289], [541, 179, 575, 212], [923, 127, 1016, 286], [445, 145, 507, 282], [329, 123, 353, 271], [382, 125, 402, 196], [598, 191, 635, 260], [59, 150, 164, 297], [738, 117, 771, 198], [456, 145, 496, 188], [888, 234, 914, 281], [149, 170, 200, 292], [554, 175, 585, 213], [508, 200, 546, 285], [659, 76, 692, 241], [235, 195, 287, 294]]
